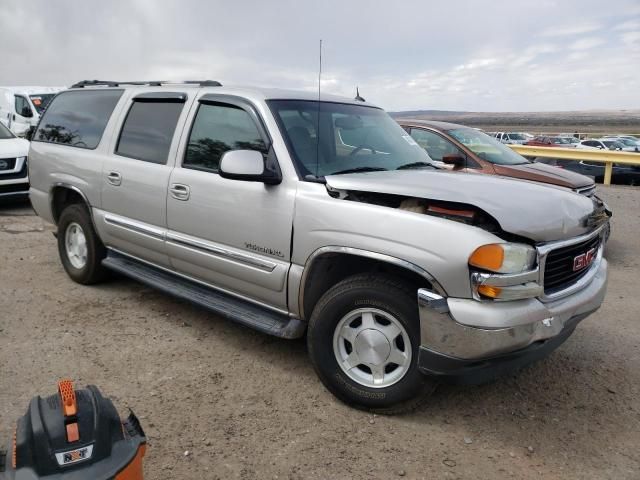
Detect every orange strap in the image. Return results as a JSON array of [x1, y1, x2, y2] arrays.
[[66, 423, 80, 443], [58, 379, 77, 417]]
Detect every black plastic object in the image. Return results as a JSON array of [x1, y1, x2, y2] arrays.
[[0, 382, 146, 480]]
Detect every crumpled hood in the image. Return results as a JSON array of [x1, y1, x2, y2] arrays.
[[325, 170, 600, 242]]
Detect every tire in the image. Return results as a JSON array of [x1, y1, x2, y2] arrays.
[[307, 274, 437, 414], [57, 203, 108, 285]]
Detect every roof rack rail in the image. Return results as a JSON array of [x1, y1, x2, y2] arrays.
[[70, 80, 223, 88]]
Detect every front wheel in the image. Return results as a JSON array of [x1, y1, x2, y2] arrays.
[[307, 274, 436, 414]]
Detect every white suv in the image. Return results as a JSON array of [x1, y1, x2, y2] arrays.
[[0, 121, 29, 201]]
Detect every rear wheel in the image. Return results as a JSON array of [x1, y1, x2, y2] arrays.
[[57, 204, 108, 284], [307, 274, 437, 414]]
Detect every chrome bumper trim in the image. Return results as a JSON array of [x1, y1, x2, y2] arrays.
[[418, 258, 607, 361]]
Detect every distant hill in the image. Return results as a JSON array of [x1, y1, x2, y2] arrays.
[[388, 110, 468, 117], [389, 109, 640, 134]]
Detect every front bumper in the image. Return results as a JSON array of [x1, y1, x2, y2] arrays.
[[0, 181, 30, 200], [416, 257, 607, 383], [0, 157, 29, 200]]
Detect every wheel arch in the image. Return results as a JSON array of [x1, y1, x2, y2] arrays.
[[298, 246, 446, 321], [49, 183, 92, 225]]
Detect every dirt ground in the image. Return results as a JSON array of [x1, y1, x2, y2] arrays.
[[1, 186, 639, 480]]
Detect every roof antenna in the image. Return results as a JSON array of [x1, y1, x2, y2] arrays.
[[355, 86, 365, 102], [314, 39, 322, 179]]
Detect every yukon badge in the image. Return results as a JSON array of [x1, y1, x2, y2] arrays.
[[573, 248, 596, 272]]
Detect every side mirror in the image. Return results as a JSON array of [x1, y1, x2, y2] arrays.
[[442, 154, 466, 168], [219, 150, 281, 185], [21, 106, 33, 118]]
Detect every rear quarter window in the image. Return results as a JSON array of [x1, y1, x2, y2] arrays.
[[33, 90, 123, 149]]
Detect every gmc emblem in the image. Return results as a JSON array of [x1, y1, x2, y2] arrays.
[[573, 248, 596, 271]]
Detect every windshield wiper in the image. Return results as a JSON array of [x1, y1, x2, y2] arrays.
[[330, 166, 388, 175], [396, 161, 437, 170]]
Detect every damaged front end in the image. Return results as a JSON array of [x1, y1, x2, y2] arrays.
[[327, 186, 505, 235], [324, 169, 607, 242], [324, 169, 609, 303]]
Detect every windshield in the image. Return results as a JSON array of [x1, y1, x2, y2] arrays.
[[0, 121, 14, 139], [29, 94, 56, 114], [268, 100, 435, 177], [616, 138, 637, 146], [507, 133, 526, 140], [446, 127, 529, 165], [602, 140, 624, 150]]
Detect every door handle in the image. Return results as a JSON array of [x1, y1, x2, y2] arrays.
[[107, 171, 122, 186], [169, 183, 190, 201]]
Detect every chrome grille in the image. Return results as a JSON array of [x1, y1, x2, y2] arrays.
[[0, 157, 16, 172], [543, 234, 601, 294]]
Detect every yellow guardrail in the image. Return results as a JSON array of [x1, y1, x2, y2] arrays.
[[507, 145, 640, 185]]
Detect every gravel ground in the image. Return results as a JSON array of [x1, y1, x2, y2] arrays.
[[1, 186, 639, 480]]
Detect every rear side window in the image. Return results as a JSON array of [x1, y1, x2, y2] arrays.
[[183, 103, 267, 172], [33, 90, 123, 149], [116, 100, 184, 164]]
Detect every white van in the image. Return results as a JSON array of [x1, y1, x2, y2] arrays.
[[0, 86, 65, 137]]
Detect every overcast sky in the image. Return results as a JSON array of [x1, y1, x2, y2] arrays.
[[1, 0, 639, 112]]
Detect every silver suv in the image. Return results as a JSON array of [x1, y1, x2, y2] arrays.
[[29, 81, 609, 412]]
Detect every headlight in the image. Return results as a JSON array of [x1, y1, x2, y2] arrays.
[[469, 243, 536, 274]]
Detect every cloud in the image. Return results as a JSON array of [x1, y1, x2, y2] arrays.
[[614, 19, 640, 31], [568, 37, 606, 50], [620, 31, 640, 45], [0, 0, 638, 111], [539, 21, 602, 37]]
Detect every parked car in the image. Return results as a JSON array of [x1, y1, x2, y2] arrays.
[[601, 137, 640, 152], [492, 132, 529, 145], [29, 80, 609, 412], [399, 120, 597, 195], [560, 135, 580, 145], [525, 136, 576, 147], [575, 139, 630, 151], [0, 120, 30, 201], [535, 158, 640, 185], [0, 86, 65, 137]]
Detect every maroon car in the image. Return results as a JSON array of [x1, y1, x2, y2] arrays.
[[525, 136, 576, 147], [399, 120, 596, 195]]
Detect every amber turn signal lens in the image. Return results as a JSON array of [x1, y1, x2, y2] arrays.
[[477, 285, 502, 298], [469, 244, 504, 271]]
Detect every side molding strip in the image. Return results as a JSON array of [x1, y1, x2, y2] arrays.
[[166, 232, 277, 272], [104, 214, 165, 240]]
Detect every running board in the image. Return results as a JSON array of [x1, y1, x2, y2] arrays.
[[102, 251, 305, 339]]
